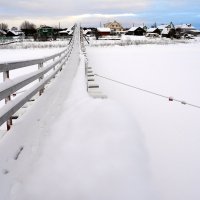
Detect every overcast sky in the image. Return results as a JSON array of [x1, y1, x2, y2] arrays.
[[0, 0, 200, 28]]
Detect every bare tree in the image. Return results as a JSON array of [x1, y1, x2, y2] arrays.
[[20, 21, 37, 37], [0, 23, 8, 30], [20, 21, 36, 30]]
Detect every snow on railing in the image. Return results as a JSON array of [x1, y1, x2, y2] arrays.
[[0, 27, 76, 130], [80, 28, 107, 99]]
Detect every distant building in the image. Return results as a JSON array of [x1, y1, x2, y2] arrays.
[[6, 30, 25, 37], [161, 28, 176, 38], [97, 28, 111, 36], [95, 28, 111, 40], [59, 27, 73, 37], [83, 29, 92, 35], [35, 25, 55, 41], [0, 29, 6, 36], [11, 27, 18, 31], [158, 22, 175, 33], [175, 24, 200, 36], [125, 27, 146, 36], [146, 28, 161, 35], [104, 21, 124, 33]]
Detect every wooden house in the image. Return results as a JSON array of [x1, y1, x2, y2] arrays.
[[97, 28, 111, 36], [146, 28, 161, 35], [36, 26, 55, 41], [6, 30, 24, 37], [125, 27, 146, 36], [104, 20, 124, 33], [95, 27, 111, 39], [161, 28, 176, 38], [175, 24, 200, 36]]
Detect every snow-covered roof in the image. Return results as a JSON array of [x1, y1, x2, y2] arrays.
[[59, 29, 73, 35], [146, 28, 158, 33], [157, 25, 169, 29], [175, 24, 195, 30], [7, 30, 19, 36], [0, 30, 6, 35], [97, 27, 111, 32], [189, 29, 200, 33], [161, 28, 170, 34], [59, 30, 68, 33], [83, 29, 92, 35], [128, 27, 143, 32]]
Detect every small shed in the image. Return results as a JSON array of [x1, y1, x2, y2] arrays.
[[97, 28, 111, 36], [95, 28, 111, 39], [125, 27, 146, 36]]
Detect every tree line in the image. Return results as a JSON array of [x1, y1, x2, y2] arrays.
[[0, 21, 37, 30], [0, 21, 64, 37]]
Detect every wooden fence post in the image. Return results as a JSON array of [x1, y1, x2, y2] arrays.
[[38, 62, 44, 95], [3, 70, 12, 130]]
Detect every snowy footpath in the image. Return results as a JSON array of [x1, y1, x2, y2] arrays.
[[0, 39, 156, 199]]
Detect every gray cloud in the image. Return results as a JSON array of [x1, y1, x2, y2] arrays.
[[0, 0, 151, 16], [0, 0, 200, 28]]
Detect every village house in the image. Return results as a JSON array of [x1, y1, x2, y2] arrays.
[[0, 29, 6, 37], [95, 27, 111, 39], [125, 27, 146, 36], [6, 30, 25, 38], [104, 20, 124, 34], [161, 28, 176, 38], [157, 22, 177, 38], [175, 24, 200, 36], [146, 28, 161, 35], [157, 24, 172, 33]]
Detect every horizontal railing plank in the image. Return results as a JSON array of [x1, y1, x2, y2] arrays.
[[0, 53, 69, 126], [0, 51, 69, 101], [0, 48, 67, 72]]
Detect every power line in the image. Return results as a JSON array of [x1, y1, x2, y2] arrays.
[[94, 73, 200, 109]]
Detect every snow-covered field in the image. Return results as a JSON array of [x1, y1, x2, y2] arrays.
[[87, 42, 200, 200], [0, 36, 200, 200]]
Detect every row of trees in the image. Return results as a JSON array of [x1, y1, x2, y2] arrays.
[[0, 21, 37, 31], [1, 21, 65, 39], [0, 23, 8, 30]]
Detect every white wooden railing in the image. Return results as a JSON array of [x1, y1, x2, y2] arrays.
[[0, 29, 76, 130], [80, 28, 106, 99]]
